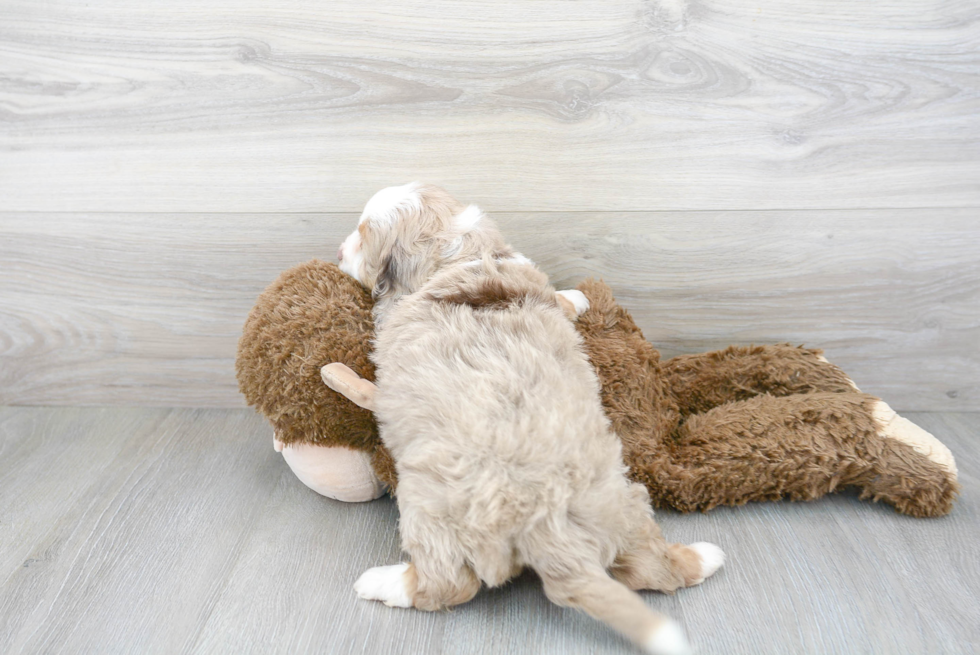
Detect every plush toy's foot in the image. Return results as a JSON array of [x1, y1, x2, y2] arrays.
[[274, 434, 386, 502], [872, 401, 957, 477], [652, 392, 959, 517], [863, 401, 960, 517]]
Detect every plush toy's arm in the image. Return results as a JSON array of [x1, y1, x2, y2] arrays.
[[661, 344, 858, 416], [321, 363, 378, 411]]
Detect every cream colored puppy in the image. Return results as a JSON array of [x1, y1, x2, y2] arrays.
[[338, 183, 723, 655]]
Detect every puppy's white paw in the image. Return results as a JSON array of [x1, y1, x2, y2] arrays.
[[556, 289, 590, 317], [354, 563, 413, 608], [644, 619, 692, 655], [689, 542, 725, 584]]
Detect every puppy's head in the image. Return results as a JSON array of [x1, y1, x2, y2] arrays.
[[338, 182, 508, 307]]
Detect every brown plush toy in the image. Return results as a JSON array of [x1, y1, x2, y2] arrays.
[[237, 260, 959, 518]]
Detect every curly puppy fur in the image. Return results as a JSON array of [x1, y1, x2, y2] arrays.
[[342, 183, 717, 654]]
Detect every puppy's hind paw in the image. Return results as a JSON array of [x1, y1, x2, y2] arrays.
[[354, 563, 414, 608], [689, 542, 725, 584]]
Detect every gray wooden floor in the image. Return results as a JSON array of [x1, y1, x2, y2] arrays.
[[1, 406, 977, 654]]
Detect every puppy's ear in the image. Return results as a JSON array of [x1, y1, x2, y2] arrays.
[[372, 251, 397, 301]]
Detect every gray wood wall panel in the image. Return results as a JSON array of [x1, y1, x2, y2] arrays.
[[1, 0, 978, 408], [1, 0, 978, 212], [2, 210, 977, 410], [2, 407, 978, 654]]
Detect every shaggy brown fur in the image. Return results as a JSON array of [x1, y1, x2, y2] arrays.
[[237, 261, 959, 518], [576, 279, 959, 518], [236, 260, 379, 450], [662, 344, 858, 416]]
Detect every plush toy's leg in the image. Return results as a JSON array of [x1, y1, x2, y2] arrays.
[[661, 344, 859, 416], [640, 392, 958, 517], [273, 431, 386, 502]]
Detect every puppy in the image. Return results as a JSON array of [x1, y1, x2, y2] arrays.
[[338, 183, 723, 655]]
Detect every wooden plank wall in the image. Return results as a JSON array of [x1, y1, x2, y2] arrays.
[[1, 0, 978, 409]]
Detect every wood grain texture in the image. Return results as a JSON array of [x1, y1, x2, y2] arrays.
[[0, 407, 284, 654], [1, 407, 978, 654], [2, 210, 977, 409], [1, 0, 978, 212]]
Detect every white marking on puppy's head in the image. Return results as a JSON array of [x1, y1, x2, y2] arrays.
[[338, 227, 365, 282], [507, 252, 533, 266], [454, 204, 483, 231], [442, 205, 485, 258], [339, 182, 423, 284], [359, 182, 423, 226], [340, 182, 468, 294], [339, 184, 512, 320]]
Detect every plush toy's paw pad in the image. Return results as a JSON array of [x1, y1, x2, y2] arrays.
[[556, 289, 590, 317], [689, 542, 725, 584], [873, 401, 958, 478], [354, 563, 413, 608], [644, 618, 692, 655]]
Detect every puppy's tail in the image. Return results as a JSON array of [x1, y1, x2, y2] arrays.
[[539, 568, 692, 655]]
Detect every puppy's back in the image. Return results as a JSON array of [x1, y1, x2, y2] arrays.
[[374, 261, 615, 463]]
